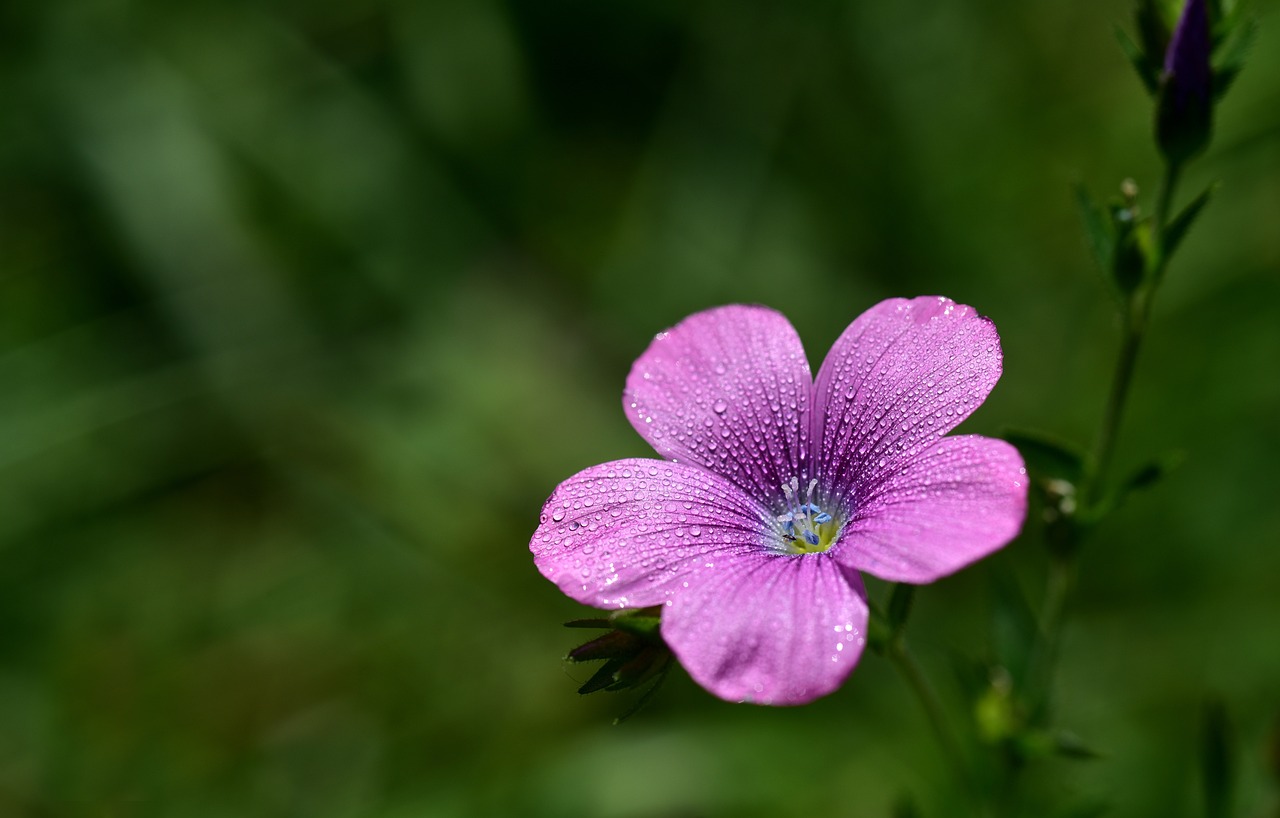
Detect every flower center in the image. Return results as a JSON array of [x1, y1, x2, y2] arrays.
[[776, 477, 840, 554]]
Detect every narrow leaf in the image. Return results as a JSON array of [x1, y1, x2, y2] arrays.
[[1074, 183, 1115, 272], [1056, 730, 1104, 760], [1114, 26, 1160, 95], [1003, 429, 1087, 484], [1214, 15, 1258, 99], [1164, 185, 1215, 261], [1215, 13, 1258, 73]]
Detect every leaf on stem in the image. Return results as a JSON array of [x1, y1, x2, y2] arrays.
[[1114, 26, 1160, 95], [1003, 429, 1087, 484], [1055, 730, 1104, 760], [1074, 183, 1115, 274], [1213, 12, 1258, 100], [1163, 184, 1215, 261]]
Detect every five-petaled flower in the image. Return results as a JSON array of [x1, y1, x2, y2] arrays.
[[531, 297, 1027, 705]]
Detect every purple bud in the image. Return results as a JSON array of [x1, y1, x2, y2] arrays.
[[1165, 0, 1212, 102], [1157, 0, 1213, 163]]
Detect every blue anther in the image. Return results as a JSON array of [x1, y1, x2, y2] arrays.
[[803, 531, 821, 546], [813, 512, 832, 524]]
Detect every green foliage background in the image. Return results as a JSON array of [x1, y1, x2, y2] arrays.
[[2, 0, 1278, 815]]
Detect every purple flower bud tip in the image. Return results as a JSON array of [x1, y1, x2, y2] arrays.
[[1165, 0, 1212, 108], [531, 298, 1028, 705]]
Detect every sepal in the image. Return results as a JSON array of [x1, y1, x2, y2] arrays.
[[563, 606, 672, 721]]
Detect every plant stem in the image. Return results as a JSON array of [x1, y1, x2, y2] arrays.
[[1028, 552, 1076, 721], [1087, 161, 1180, 506], [1043, 161, 1181, 716], [1086, 289, 1147, 506], [888, 639, 969, 784]]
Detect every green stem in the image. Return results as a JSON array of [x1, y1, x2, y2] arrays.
[[1028, 553, 1076, 722], [1153, 162, 1181, 249], [1086, 160, 1181, 507], [1039, 161, 1181, 724], [1086, 290, 1147, 506], [888, 639, 969, 785]]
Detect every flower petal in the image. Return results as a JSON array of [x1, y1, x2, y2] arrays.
[[662, 553, 868, 705], [833, 435, 1027, 583], [530, 458, 774, 610], [812, 296, 1004, 505], [625, 305, 812, 504]]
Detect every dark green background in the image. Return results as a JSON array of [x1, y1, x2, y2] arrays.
[[2, 0, 1278, 815]]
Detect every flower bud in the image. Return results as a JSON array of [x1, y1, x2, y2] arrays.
[[1157, 0, 1213, 165]]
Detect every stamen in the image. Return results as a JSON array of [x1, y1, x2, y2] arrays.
[[776, 477, 839, 553]]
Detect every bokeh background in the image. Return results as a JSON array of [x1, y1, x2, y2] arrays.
[[2, 0, 1278, 815]]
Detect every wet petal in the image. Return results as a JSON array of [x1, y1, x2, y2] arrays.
[[662, 553, 868, 705], [812, 296, 1004, 505], [625, 305, 812, 504], [530, 458, 774, 610], [833, 435, 1027, 583]]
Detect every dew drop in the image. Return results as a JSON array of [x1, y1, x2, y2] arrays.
[[713, 400, 727, 414]]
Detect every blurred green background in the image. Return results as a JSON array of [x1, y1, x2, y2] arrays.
[[2, 0, 1278, 815]]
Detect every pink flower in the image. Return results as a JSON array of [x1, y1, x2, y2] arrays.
[[531, 297, 1027, 705]]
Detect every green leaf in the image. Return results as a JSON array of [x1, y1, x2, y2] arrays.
[[1003, 429, 1086, 484], [1136, 0, 1172, 69], [1163, 185, 1215, 262], [1074, 183, 1115, 273], [1201, 699, 1235, 818], [1114, 26, 1160, 95], [1213, 14, 1258, 100], [1056, 730, 1104, 760]]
